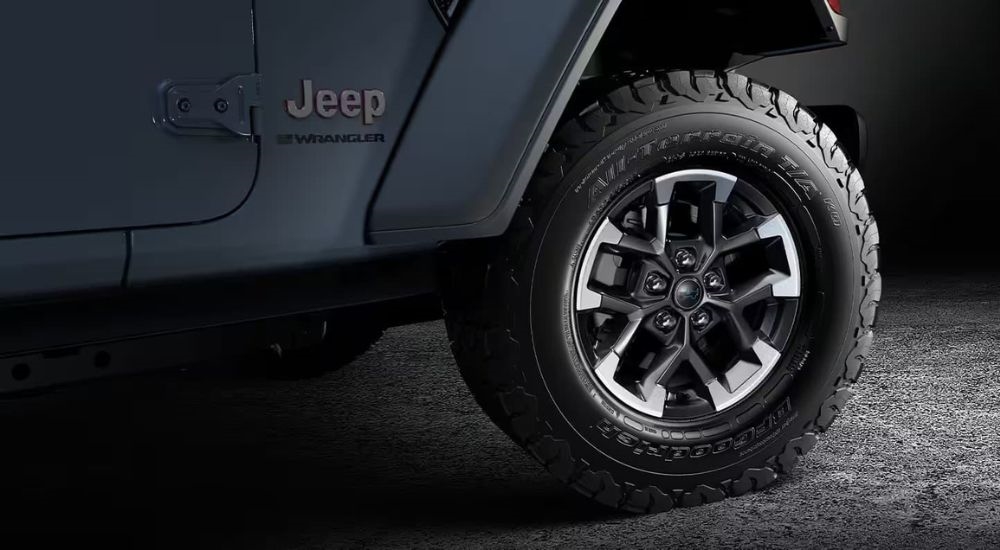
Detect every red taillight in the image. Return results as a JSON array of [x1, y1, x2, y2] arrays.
[[828, 0, 843, 14]]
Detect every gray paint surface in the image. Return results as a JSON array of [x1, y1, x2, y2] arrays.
[[0, 1, 616, 295], [128, 1, 443, 285], [0, 233, 125, 299], [0, 1, 258, 236]]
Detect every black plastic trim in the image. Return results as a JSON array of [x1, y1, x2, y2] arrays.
[[0, 253, 437, 357]]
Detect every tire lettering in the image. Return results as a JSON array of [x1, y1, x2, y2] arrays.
[[592, 397, 794, 461]]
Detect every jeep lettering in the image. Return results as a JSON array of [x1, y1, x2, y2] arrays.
[[284, 79, 386, 124]]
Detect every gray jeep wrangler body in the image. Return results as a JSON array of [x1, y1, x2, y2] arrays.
[[0, 0, 876, 512]]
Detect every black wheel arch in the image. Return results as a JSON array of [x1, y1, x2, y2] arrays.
[[587, 0, 847, 78]]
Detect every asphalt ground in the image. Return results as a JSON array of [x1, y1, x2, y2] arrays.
[[1, 273, 998, 548]]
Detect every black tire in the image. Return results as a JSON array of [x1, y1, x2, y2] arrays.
[[441, 70, 880, 512]]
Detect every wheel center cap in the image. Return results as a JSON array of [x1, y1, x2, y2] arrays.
[[673, 278, 704, 310]]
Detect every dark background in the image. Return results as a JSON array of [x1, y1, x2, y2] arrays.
[[742, 0, 1000, 270]]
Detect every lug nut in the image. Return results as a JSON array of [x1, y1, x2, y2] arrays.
[[644, 272, 669, 295], [653, 310, 678, 331], [704, 271, 726, 292], [673, 248, 697, 270], [691, 309, 711, 330]]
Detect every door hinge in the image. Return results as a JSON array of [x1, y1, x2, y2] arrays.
[[159, 73, 262, 139]]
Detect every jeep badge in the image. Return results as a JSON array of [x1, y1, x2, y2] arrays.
[[284, 80, 385, 125]]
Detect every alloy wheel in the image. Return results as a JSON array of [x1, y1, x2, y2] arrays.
[[573, 169, 801, 420]]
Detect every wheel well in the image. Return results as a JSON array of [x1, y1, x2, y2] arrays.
[[560, 1, 863, 164], [584, 0, 843, 78]]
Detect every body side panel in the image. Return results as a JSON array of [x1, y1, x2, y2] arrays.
[[0, 1, 258, 237], [369, 0, 619, 242], [127, 0, 443, 285], [0, 233, 126, 299]]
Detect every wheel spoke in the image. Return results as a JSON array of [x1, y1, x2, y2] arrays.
[[718, 229, 758, 254], [697, 171, 736, 248], [713, 339, 783, 411], [576, 218, 625, 311], [756, 215, 801, 298], [648, 203, 670, 253], [731, 271, 781, 307], [577, 282, 644, 314], [600, 293, 642, 315], [679, 347, 729, 413], [717, 214, 775, 254], [593, 350, 620, 377], [703, 272, 778, 314], [704, 377, 734, 413], [698, 197, 726, 248], [722, 308, 759, 352], [613, 234, 659, 257], [612, 318, 643, 356], [592, 218, 625, 248], [637, 344, 684, 401], [594, 348, 667, 417]]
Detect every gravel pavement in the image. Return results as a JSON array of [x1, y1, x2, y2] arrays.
[[1, 273, 998, 548]]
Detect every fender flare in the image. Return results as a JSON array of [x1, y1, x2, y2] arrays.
[[368, 0, 621, 245]]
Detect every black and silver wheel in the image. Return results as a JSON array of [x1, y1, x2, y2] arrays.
[[575, 168, 801, 421], [442, 71, 880, 512]]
